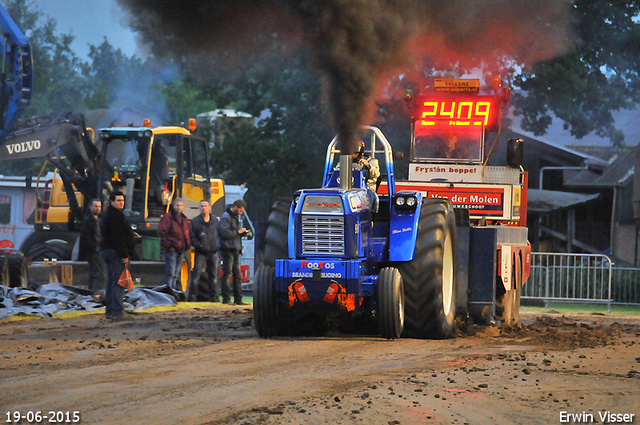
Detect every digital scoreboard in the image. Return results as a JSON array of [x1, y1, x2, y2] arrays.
[[414, 95, 500, 132]]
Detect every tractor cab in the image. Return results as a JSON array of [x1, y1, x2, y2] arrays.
[[96, 124, 218, 230], [321, 126, 397, 235], [287, 126, 421, 272]]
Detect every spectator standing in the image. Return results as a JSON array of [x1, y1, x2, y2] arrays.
[[79, 198, 106, 291], [158, 197, 191, 291], [188, 199, 219, 302], [218, 199, 248, 305], [100, 191, 136, 320]]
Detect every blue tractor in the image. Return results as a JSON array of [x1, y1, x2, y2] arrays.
[[254, 126, 457, 339]]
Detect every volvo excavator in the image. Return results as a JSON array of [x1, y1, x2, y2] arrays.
[[0, 2, 34, 287], [0, 4, 228, 292]]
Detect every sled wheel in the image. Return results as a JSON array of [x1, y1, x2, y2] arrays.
[[254, 266, 277, 337], [8, 253, 28, 288], [0, 257, 9, 287], [398, 198, 457, 339], [377, 267, 404, 339]]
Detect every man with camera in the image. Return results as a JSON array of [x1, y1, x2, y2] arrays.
[[218, 199, 249, 305]]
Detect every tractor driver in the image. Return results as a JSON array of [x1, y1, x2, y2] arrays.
[[334, 141, 381, 213], [344, 141, 380, 213], [352, 140, 381, 192]]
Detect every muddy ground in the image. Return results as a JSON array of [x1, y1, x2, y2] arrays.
[[0, 306, 638, 425]]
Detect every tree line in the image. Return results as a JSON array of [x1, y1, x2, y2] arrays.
[[1, 0, 639, 221]]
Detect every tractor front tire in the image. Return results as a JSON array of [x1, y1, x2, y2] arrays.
[[398, 199, 457, 339], [377, 267, 404, 339], [254, 266, 278, 337]]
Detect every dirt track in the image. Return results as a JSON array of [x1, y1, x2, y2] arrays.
[[1, 307, 639, 425]]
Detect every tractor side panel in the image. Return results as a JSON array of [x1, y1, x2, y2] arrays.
[[287, 201, 296, 260], [468, 227, 497, 315], [388, 197, 422, 262], [455, 223, 470, 317]]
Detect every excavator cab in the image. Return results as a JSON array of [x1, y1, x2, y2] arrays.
[[97, 125, 215, 230]]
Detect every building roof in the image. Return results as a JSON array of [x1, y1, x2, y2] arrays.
[[196, 109, 253, 119], [0, 173, 55, 188], [563, 145, 636, 187], [503, 127, 609, 169], [509, 100, 640, 147], [527, 189, 600, 213]]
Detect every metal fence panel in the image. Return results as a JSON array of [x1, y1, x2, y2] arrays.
[[610, 267, 640, 305], [522, 253, 613, 312]]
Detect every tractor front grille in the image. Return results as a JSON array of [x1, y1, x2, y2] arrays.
[[301, 215, 345, 256]]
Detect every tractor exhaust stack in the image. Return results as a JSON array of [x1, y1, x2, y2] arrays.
[[339, 155, 352, 191]]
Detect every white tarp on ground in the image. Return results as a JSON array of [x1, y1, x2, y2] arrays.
[[0, 282, 178, 320]]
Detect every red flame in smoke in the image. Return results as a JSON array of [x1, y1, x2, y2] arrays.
[[116, 0, 575, 154]]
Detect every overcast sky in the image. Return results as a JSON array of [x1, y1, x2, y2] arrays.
[[33, 0, 139, 59]]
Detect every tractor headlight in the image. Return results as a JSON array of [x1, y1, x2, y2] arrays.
[[394, 194, 419, 211]]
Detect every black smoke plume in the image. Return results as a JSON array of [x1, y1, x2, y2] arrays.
[[117, 0, 574, 154]]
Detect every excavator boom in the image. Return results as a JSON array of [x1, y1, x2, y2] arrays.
[[0, 3, 33, 144]]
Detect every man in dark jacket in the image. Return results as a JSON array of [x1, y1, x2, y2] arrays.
[[100, 191, 136, 320], [218, 199, 247, 305], [78, 198, 106, 291], [188, 199, 219, 302], [158, 197, 191, 291]]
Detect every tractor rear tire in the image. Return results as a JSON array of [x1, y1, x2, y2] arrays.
[[0, 256, 9, 287], [254, 266, 278, 337], [7, 253, 28, 288], [264, 198, 291, 267], [21, 231, 76, 261], [398, 199, 457, 339], [377, 267, 404, 339]]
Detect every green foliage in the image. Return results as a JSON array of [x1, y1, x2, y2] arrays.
[[5, 0, 639, 223], [208, 60, 333, 221], [162, 78, 218, 124], [373, 98, 412, 179], [514, 0, 640, 146], [2, 0, 87, 116], [0, 0, 84, 174], [0, 0, 163, 175]]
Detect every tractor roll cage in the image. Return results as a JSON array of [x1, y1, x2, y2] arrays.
[[321, 126, 396, 197]]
